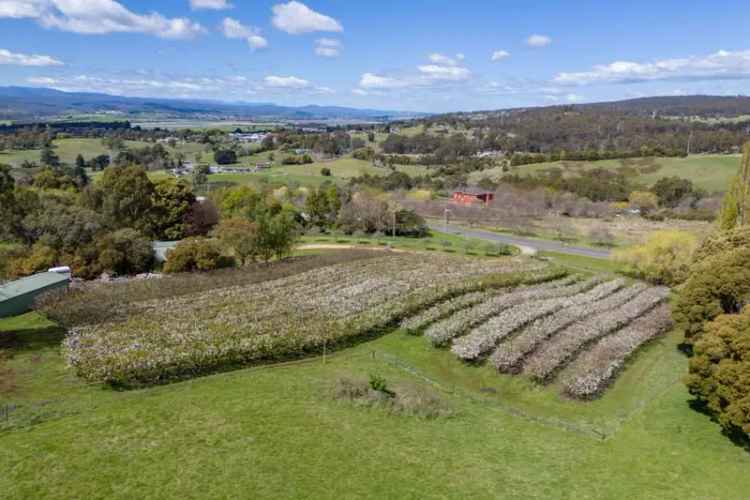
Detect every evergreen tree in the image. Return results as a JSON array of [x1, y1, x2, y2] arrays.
[[719, 142, 750, 230]]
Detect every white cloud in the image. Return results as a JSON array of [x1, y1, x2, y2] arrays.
[[0, 47, 62, 66], [315, 37, 340, 57], [271, 1, 342, 34], [190, 0, 232, 10], [428, 53, 460, 66], [553, 49, 750, 85], [27, 76, 58, 84], [0, 0, 205, 39], [264, 75, 310, 88], [352, 88, 368, 96], [526, 34, 551, 48], [491, 50, 510, 61], [418, 64, 471, 81], [566, 93, 583, 102], [359, 72, 410, 89], [221, 17, 267, 49]]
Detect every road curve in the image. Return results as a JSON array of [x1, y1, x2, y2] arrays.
[[430, 223, 612, 260]]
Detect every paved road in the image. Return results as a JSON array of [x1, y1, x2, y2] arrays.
[[430, 223, 612, 260]]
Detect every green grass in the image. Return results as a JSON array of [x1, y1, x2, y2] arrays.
[[538, 251, 625, 276], [1, 301, 749, 499], [207, 156, 430, 189], [0, 138, 155, 168], [299, 230, 516, 256], [470, 155, 742, 193]]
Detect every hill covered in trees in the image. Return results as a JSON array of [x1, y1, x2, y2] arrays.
[[406, 96, 750, 159]]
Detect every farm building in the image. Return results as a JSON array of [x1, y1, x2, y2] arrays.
[[0, 271, 71, 318], [452, 188, 495, 204]]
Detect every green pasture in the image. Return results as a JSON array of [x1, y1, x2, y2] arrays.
[[1, 289, 748, 499], [470, 155, 742, 193]]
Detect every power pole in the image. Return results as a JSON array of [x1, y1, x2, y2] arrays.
[[392, 210, 396, 238]]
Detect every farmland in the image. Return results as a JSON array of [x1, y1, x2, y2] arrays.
[[2, 249, 750, 498], [470, 154, 742, 193], [47, 253, 550, 386]]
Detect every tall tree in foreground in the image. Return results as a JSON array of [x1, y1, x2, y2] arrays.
[[719, 142, 750, 230]]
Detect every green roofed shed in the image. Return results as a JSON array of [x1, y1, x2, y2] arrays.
[[0, 272, 71, 318]]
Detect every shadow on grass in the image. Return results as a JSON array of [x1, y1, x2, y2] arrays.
[[688, 398, 750, 453], [0, 326, 65, 354]]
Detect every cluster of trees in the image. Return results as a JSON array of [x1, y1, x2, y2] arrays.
[[422, 105, 749, 157], [273, 130, 356, 157], [660, 144, 750, 440], [303, 184, 427, 237], [381, 133, 477, 164], [0, 163, 217, 279]]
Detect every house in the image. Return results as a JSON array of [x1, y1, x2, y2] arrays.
[[452, 187, 495, 204], [0, 272, 71, 318]]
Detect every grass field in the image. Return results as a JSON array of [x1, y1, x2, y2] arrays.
[[2, 282, 749, 498], [0, 138, 152, 167], [208, 157, 429, 188], [299, 229, 517, 256], [470, 155, 741, 193]]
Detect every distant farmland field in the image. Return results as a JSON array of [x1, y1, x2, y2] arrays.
[[470, 154, 741, 192]]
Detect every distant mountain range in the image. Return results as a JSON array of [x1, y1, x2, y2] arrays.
[[0, 86, 427, 122]]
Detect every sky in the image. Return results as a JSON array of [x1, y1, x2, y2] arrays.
[[0, 0, 749, 112]]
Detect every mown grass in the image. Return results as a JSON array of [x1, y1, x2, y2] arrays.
[[1, 300, 749, 499], [470, 155, 741, 192]]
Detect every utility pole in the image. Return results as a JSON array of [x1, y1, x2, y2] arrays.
[[392, 210, 396, 238]]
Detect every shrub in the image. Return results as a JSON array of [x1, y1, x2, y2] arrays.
[[673, 247, 750, 344], [368, 374, 389, 394], [95, 229, 154, 276], [7, 243, 58, 278], [686, 306, 750, 437], [613, 230, 698, 286], [589, 225, 615, 247], [320, 167, 332, 177], [214, 149, 237, 165], [163, 238, 233, 273], [213, 218, 258, 265]]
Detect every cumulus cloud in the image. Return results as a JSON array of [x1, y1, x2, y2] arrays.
[[221, 18, 267, 49], [0, 0, 205, 39], [190, 0, 232, 10], [491, 50, 510, 61], [554, 49, 750, 85], [0, 47, 62, 66], [526, 34, 551, 47], [315, 38, 340, 57], [263, 75, 310, 88], [271, 1, 342, 34], [418, 64, 471, 81], [428, 53, 463, 66]]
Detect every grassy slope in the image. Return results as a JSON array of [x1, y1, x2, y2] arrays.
[[470, 155, 741, 193], [2, 251, 749, 498], [208, 157, 429, 188], [1, 307, 749, 499]]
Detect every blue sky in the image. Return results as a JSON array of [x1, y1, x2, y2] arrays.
[[0, 0, 748, 112]]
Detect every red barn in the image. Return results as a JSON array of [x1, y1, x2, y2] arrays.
[[452, 188, 495, 204]]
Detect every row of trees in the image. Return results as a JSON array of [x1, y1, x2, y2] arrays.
[[618, 144, 750, 440]]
